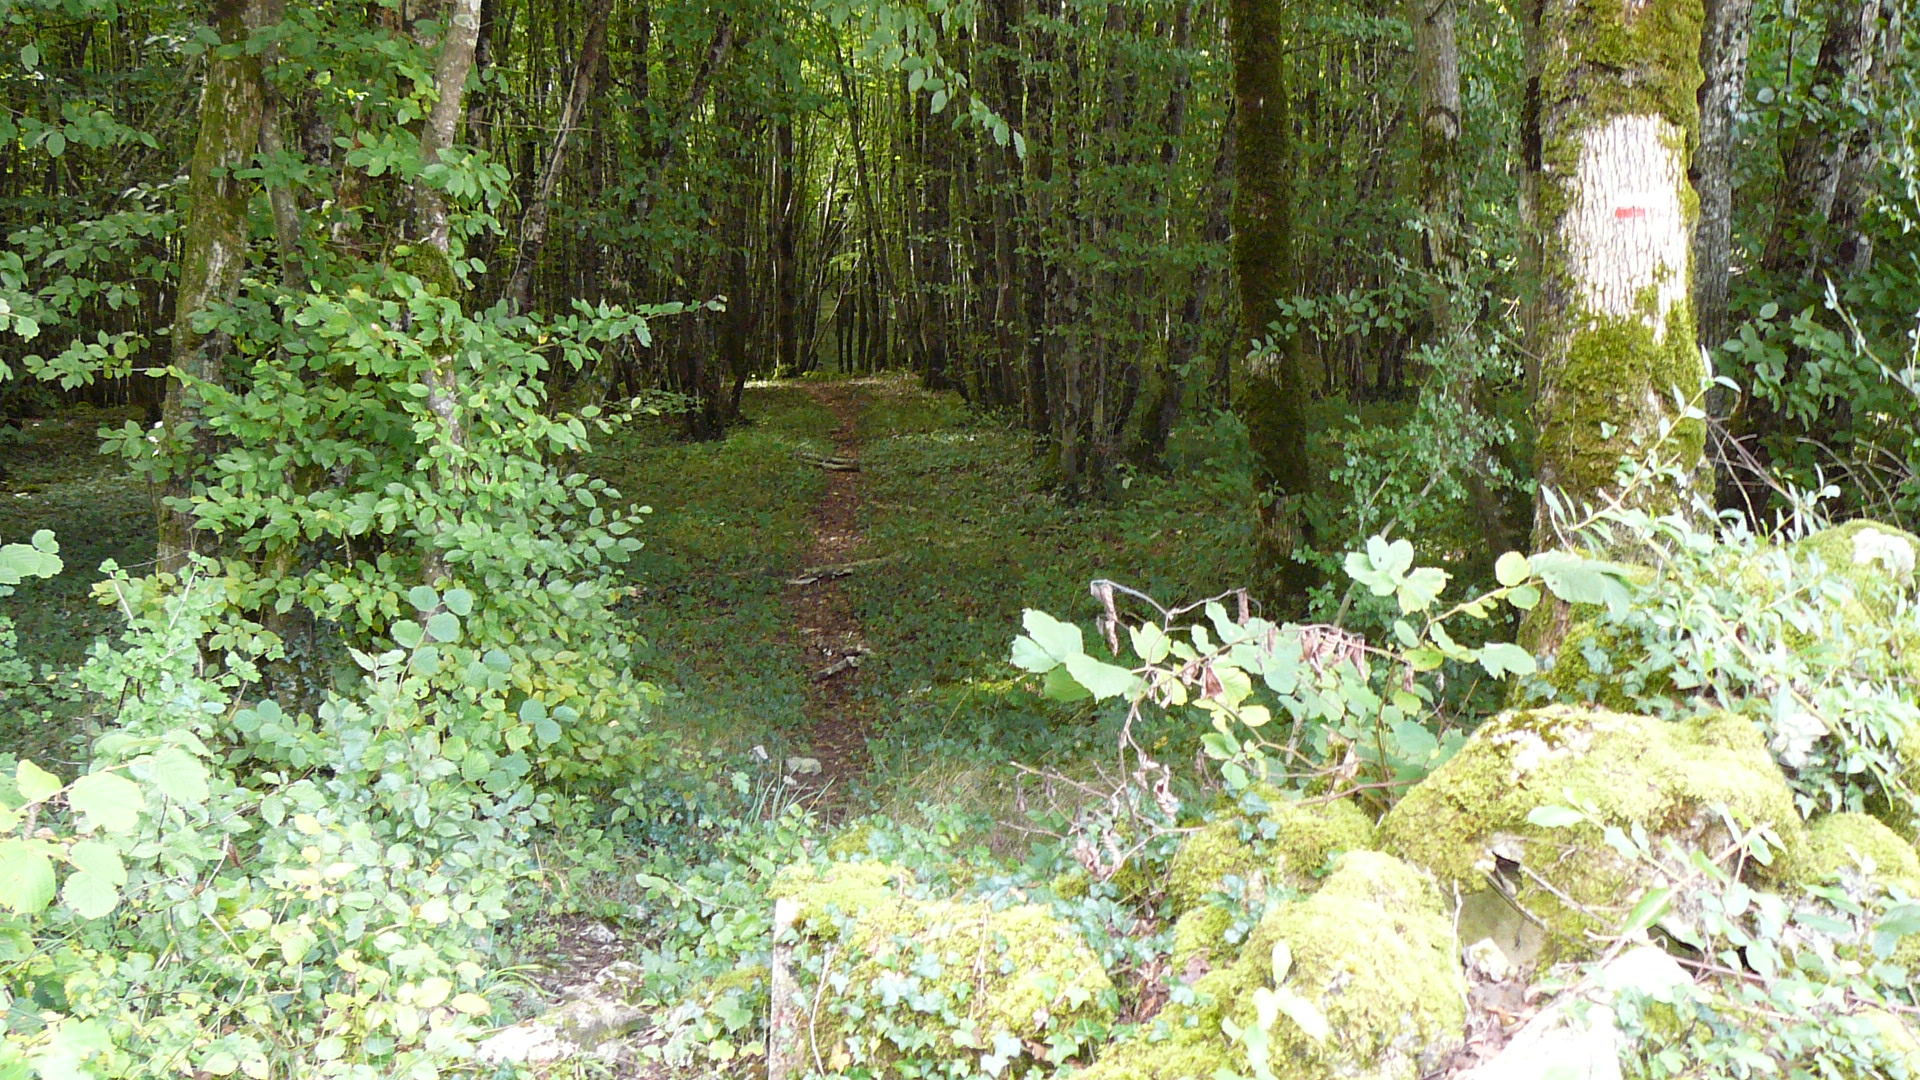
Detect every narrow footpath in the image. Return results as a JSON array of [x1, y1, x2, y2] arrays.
[[786, 381, 879, 807]]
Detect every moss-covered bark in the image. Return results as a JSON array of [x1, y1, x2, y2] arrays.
[[158, 0, 267, 572], [1525, 0, 1708, 551], [1229, 0, 1316, 613]]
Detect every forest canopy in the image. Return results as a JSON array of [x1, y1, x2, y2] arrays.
[[1, 0, 1919, 1075]]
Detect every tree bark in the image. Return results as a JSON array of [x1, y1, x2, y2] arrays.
[[1526, 0, 1707, 550], [158, 0, 268, 573], [408, 0, 482, 587], [1760, 0, 1885, 278], [502, 0, 613, 314], [1691, 0, 1753, 353], [1229, 0, 1316, 612]]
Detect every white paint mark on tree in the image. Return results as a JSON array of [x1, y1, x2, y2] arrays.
[[1564, 115, 1691, 337]]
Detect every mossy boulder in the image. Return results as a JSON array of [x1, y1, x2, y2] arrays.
[[771, 860, 1114, 1076], [1787, 521, 1918, 618], [1378, 706, 1805, 959], [1168, 904, 1235, 974], [1791, 812, 1920, 894], [1079, 851, 1464, 1080], [1164, 790, 1376, 917]]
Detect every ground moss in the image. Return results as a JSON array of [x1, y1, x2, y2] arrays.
[[1164, 790, 1375, 916], [1078, 851, 1463, 1080], [825, 823, 877, 859], [1378, 706, 1803, 955]]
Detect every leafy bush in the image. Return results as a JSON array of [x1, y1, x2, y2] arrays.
[[2, 568, 532, 1077]]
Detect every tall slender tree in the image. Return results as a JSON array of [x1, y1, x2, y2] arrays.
[[1229, 0, 1316, 610]]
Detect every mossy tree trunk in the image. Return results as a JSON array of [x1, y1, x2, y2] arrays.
[[408, 0, 482, 587], [158, 0, 268, 574], [1525, 0, 1708, 550], [1229, 0, 1316, 613]]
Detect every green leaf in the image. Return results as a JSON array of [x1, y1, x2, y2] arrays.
[[1010, 635, 1056, 673], [69, 772, 142, 834], [1530, 552, 1634, 609], [1129, 622, 1170, 665], [1620, 887, 1673, 937], [1021, 609, 1084, 662], [146, 747, 209, 805], [442, 588, 474, 617], [391, 620, 424, 650], [1396, 567, 1449, 614], [1040, 666, 1090, 702], [1506, 584, 1541, 611], [0, 540, 62, 586], [1494, 551, 1531, 588], [15, 760, 61, 804], [407, 585, 439, 612], [1062, 654, 1137, 701], [0, 839, 56, 914], [1476, 642, 1537, 678], [20, 44, 39, 68], [425, 611, 461, 643], [61, 841, 125, 920], [1390, 720, 1438, 762]]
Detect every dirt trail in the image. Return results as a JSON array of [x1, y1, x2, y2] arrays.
[[787, 381, 878, 808]]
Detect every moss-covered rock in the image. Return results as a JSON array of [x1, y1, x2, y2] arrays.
[[1378, 706, 1804, 958], [1168, 904, 1235, 974], [1164, 790, 1376, 916], [1079, 851, 1464, 1080], [1792, 812, 1920, 893], [1788, 521, 1919, 618], [771, 860, 1114, 1076]]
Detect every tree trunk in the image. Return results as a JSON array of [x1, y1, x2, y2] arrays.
[[1229, 0, 1316, 612], [502, 0, 613, 314], [409, 0, 482, 587], [1691, 0, 1753, 354], [1760, 0, 1885, 278], [158, 0, 267, 573], [1526, 0, 1707, 550]]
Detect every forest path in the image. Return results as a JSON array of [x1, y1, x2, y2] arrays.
[[786, 380, 879, 808]]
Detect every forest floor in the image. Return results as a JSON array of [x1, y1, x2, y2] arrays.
[[783, 380, 878, 806]]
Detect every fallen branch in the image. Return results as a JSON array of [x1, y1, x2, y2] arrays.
[[796, 450, 860, 472], [812, 646, 871, 681], [786, 554, 901, 585]]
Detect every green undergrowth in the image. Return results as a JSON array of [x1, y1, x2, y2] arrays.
[[0, 406, 153, 762], [846, 377, 1255, 798], [581, 385, 836, 756], [0, 408, 154, 662]]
